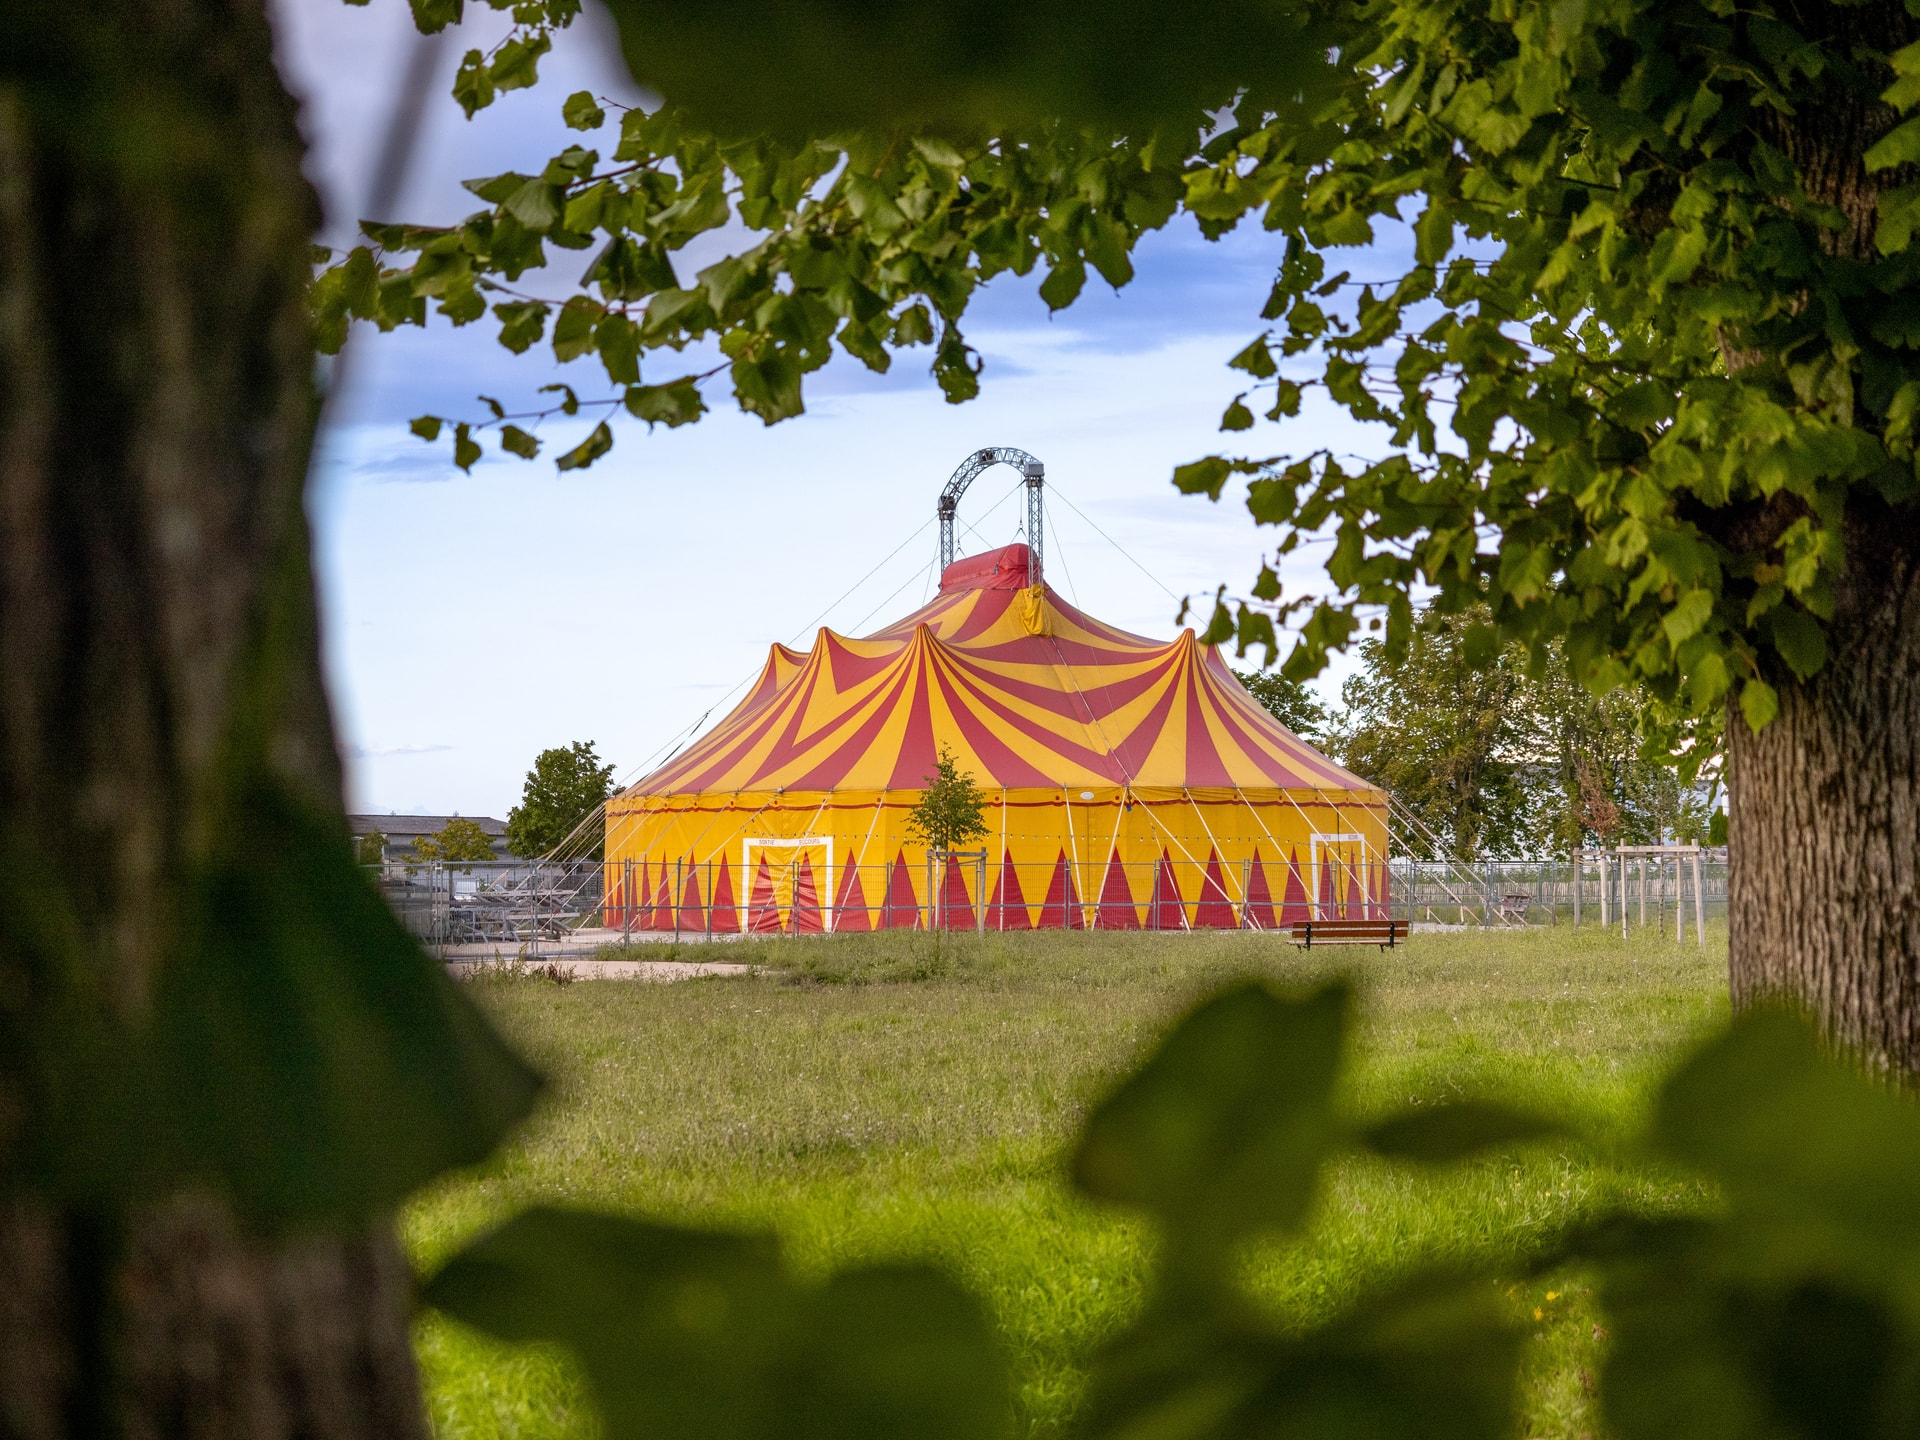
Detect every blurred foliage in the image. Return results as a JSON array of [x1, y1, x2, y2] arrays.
[[506, 740, 616, 859], [354, 827, 389, 865], [425, 977, 1920, 1440], [319, 0, 1920, 746]]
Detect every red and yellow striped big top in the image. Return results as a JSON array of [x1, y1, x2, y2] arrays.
[[604, 543, 1388, 933]]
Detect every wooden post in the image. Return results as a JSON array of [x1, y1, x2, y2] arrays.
[[1598, 853, 1608, 928], [977, 852, 986, 934], [1675, 854, 1684, 943], [706, 859, 714, 938], [1638, 856, 1648, 928], [1693, 848, 1706, 945], [1619, 849, 1628, 941], [1573, 853, 1581, 928]]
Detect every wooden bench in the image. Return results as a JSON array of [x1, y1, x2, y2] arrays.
[[1289, 919, 1406, 950]]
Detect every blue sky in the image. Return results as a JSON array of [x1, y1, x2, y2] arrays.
[[274, 0, 1394, 818]]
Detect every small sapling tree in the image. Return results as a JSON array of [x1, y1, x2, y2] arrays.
[[907, 746, 991, 855], [354, 829, 388, 867]]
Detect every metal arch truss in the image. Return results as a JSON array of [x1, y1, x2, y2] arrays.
[[938, 446, 1045, 584]]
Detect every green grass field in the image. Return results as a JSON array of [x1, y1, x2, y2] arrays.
[[409, 926, 1728, 1439]]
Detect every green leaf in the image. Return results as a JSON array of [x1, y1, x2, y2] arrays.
[[552, 298, 603, 363], [892, 303, 935, 346], [625, 378, 708, 428], [425, 1208, 1009, 1440], [500, 425, 540, 460], [1071, 982, 1348, 1260], [148, 782, 538, 1221], [563, 89, 607, 130], [1654, 1009, 1920, 1260], [1229, 336, 1278, 378], [1661, 589, 1716, 648], [503, 179, 560, 233], [409, 415, 442, 442], [1363, 1100, 1559, 1164], [453, 421, 481, 472], [1172, 456, 1232, 499], [407, 0, 461, 34], [1220, 399, 1254, 432], [539, 382, 581, 416], [494, 300, 549, 354], [733, 350, 805, 424], [1038, 256, 1086, 311], [556, 420, 614, 471], [1767, 607, 1828, 680], [1739, 678, 1779, 731], [1866, 116, 1920, 172]]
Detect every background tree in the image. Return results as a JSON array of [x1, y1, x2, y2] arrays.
[[1332, 611, 1529, 860], [356, 829, 390, 866], [332, 0, 1920, 1067], [1232, 668, 1330, 747], [906, 745, 991, 854], [409, 816, 498, 868], [507, 741, 616, 859], [1330, 611, 1717, 858]]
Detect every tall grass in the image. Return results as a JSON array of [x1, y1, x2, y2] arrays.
[[410, 925, 1727, 1439]]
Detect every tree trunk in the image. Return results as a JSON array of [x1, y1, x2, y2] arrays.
[[1726, 526, 1920, 1072], [0, 2, 427, 1435]]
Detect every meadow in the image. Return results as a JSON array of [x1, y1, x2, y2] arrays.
[[410, 925, 1728, 1439]]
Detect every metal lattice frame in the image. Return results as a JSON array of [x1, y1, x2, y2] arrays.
[[939, 447, 1044, 582]]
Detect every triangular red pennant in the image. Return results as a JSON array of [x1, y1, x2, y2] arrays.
[[1317, 848, 1334, 919], [1280, 847, 1310, 926], [1244, 848, 1278, 931], [747, 853, 782, 933], [677, 864, 705, 931], [833, 859, 871, 933], [990, 852, 1030, 930], [650, 869, 674, 929], [790, 856, 824, 933], [881, 849, 920, 930], [709, 856, 739, 933], [939, 855, 974, 930], [1096, 848, 1140, 929], [1036, 849, 1085, 930], [1196, 848, 1235, 929], [1152, 850, 1185, 930]]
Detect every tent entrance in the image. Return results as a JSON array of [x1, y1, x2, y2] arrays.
[[1309, 834, 1379, 920], [741, 837, 835, 933]]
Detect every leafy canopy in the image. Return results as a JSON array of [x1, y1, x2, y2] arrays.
[[506, 740, 616, 859], [322, 0, 1920, 749], [905, 744, 991, 853], [409, 815, 498, 865]]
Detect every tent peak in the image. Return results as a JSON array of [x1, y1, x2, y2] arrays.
[[940, 542, 1033, 593]]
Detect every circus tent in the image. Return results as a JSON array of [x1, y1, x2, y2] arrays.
[[604, 537, 1389, 934]]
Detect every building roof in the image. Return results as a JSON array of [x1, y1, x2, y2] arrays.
[[347, 814, 507, 838]]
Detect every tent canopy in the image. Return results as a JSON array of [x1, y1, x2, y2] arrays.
[[631, 543, 1368, 799]]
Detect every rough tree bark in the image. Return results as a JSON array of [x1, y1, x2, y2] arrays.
[[0, 2, 427, 1435], [1727, 512, 1920, 1072], [1719, 1, 1920, 1072]]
